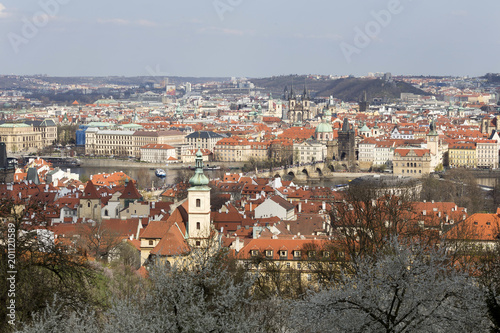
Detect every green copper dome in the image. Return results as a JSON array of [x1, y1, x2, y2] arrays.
[[316, 122, 333, 133], [360, 124, 370, 132], [189, 150, 209, 186]]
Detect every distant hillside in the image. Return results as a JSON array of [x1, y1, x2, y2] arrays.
[[0, 75, 230, 89], [250, 75, 431, 102], [484, 73, 500, 84]]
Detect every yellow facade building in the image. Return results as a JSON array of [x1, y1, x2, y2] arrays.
[[448, 143, 477, 168]]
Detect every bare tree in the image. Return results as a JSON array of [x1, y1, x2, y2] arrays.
[[0, 198, 99, 332], [76, 222, 124, 262], [328, 182, 436, 266], [17, 252, 285, 333], [291, 238, 489, 333]]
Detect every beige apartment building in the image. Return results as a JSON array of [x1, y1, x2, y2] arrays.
[[0, 123, 43, 153], [25, 119, 58, 147], [86, 129, 186, 158], [476, 140, 498, 169], [393, 147, 432, 178], [133, 130, 185, 158], [85, 128, 135, 156], [213, 136, 270, 162]]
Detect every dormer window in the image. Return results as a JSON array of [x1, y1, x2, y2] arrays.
[[308, 251, 316, 258], [293, 250, 301, 259], [265, 250, 273, 258], [279, 250, 287, 259], [251, 250, 259, 257]]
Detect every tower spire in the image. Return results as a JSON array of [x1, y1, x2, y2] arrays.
[[189, 132, 209, 186]]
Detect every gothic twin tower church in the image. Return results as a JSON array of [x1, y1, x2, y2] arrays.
[[284, 85, 316, 124]]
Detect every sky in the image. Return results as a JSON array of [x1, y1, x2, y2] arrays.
[[0, 0, 499, 78]]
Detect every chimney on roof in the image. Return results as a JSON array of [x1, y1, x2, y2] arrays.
[[423, 200, 426, 203], [287, 224, 290, 231], [322, 201, 326, 210], [423, 210, 426, 216], [298, 202, 302, 213]]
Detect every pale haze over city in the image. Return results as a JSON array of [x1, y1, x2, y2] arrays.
[[0, 0, 499, 76]]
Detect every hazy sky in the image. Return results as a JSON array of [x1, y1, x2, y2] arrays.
[[0, 0, 499, 77]]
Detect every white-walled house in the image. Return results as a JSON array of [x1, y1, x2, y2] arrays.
[[254, 196, 296, 221]]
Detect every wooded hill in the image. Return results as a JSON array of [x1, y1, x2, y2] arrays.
[[250, 75, 431, 102]]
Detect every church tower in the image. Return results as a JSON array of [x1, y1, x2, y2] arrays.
[[187, 149, 211, 247], [337, 118, 356, 166], [359, 91, 369, 112], [426, 119, 439, 156], [79, 181, 102, 222]]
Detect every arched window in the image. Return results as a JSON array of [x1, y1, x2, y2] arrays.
[[196, 222, 201, 230], [196, 198, 201, 207], [87, 202, 91, 208], [104, 210, 108, 216]]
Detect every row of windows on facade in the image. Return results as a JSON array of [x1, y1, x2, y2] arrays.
[[246, 261, 336, 274], [148, 237, 202, 247], [402, 169, 422, 174], [395, 162, 422, 167], [250, 249, 344, 259]]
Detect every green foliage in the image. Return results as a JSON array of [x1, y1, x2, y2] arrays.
[[56, 124, 78, 146], [434, 163, 444, 172]]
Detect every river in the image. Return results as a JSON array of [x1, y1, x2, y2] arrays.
[[68, 164, 353, 190]]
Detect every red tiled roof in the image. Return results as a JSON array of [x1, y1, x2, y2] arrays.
[[119, 180, 142, 200], [81, 181, 100, 200]]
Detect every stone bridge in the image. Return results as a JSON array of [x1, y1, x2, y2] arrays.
[[253, 162, 376, 182], [255, 162, 334, 181]]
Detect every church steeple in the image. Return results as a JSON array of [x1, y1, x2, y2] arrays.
[[187, 142, 211, 246], [189, 150, 209, 187]]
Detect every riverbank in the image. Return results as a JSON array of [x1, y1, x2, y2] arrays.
[[78, 157, 246, 170]]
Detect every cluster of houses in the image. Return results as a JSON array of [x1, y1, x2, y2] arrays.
[[2, 152, 499, 282]]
